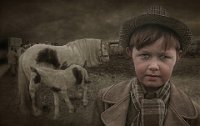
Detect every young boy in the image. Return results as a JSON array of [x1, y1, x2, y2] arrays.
[[92, 6, 200, 126]]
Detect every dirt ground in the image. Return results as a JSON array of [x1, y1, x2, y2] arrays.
[[0, 55, 200, 126]]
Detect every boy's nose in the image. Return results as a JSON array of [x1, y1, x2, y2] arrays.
[[148, 62, 159, 71]]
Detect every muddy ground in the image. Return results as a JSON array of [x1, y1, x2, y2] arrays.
[[0, 55, 200, 126]]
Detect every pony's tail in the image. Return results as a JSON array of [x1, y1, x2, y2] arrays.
[[18, 54, 31, 115]]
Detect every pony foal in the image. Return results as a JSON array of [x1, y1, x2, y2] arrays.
[[29, 64, 90, 119]]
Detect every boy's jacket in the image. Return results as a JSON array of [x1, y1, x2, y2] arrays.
[[93, 80, 200, 126]]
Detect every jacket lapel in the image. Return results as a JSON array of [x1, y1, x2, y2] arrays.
[[101, 95, 130, 126], [164, 106, 190, 126], [164, 83, 198, 126], [100, 79, 136, 126]]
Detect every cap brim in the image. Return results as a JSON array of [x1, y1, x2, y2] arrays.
[[119, 14, 192, 52]]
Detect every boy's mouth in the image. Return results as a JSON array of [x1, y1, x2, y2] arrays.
[[144, 75, 161, 82], [145, 74, 161, 78], [146, 75, 160, 77]]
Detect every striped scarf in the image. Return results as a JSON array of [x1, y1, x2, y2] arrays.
[[127, 78, 170, 126]]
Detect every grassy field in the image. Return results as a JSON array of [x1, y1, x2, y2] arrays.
[[0, 56, 199, 126], [172, 57, 200, 104]]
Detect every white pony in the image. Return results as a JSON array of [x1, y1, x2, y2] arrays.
[[29, 64, 90, 119], [18, 38, 109, 115]]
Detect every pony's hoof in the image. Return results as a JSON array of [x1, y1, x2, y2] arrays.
[[69, 110, 73, 113], [33, 109, 42, 116], [83, 100, 88, 106], [20, 109, 30, 115], [53, 114, 59, 120], [69, 108, 75, 113]]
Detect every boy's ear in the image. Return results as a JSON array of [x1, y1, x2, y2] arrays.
[[177, 50, 183, 61], [126, 47, 132, 57]]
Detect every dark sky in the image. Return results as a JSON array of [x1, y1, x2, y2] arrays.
[[1, 0, 200, 43]]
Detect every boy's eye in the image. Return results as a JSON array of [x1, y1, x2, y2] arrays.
[[160, 55, 170, 60], [141, 54, 150, 59]]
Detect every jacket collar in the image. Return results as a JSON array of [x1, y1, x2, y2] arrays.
[[101, 79, 198, 126], [101, 79, 133, 103]]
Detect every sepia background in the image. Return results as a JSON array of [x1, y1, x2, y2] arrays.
[[1, 0, 200, 42], [0, 0, 200, 126]]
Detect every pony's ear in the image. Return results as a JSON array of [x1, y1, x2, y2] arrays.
[[60, 61, 68, 70], [30, 66, 37, 72], [83, 60, 87, 68]]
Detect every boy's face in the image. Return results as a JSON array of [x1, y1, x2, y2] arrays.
[[127, 37, 179, 90]]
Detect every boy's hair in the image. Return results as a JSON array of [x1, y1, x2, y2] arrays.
[[128, 24, 181, 52]]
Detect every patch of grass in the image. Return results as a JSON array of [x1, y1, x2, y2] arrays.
[[171, 75, 200, 104]]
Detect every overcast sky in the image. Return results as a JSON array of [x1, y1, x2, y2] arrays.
[[1, 0, 200, 43]]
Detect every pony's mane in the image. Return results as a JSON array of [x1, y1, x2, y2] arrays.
[[64, 38, 102, 66]]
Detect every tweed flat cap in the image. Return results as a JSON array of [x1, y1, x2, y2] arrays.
[[119, 6, 192, 53]]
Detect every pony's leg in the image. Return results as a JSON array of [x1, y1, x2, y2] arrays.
[[52, 92, 60, 119], [29, 77, 42, 116], [82, 85, 88, 106], [18, 59, 31, 115], [60, 90, 74, 113], [18, 75, 30, 114]]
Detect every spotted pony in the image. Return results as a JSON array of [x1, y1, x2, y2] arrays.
[[18, 38, 109, 116]]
